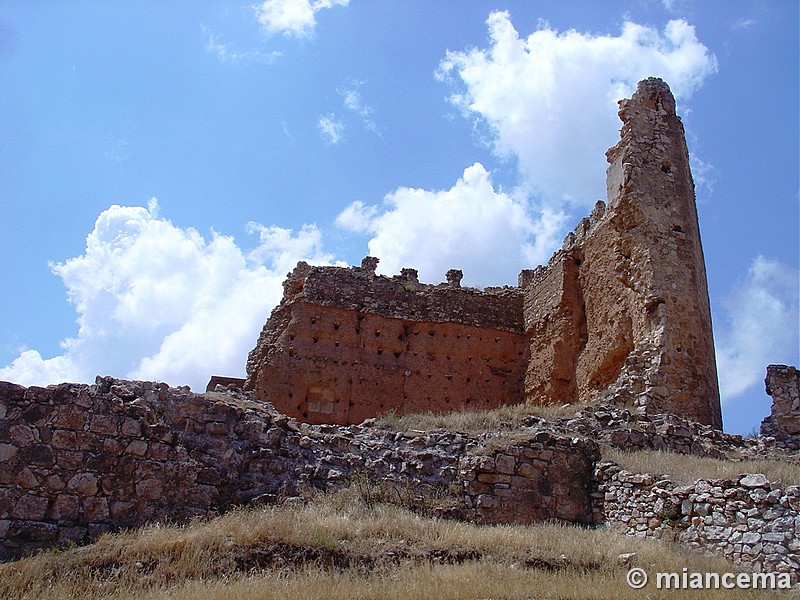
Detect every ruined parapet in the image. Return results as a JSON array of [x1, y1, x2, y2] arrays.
[[205, 376, 246, 392], [359, 255, 379, 277], [245, 260, 528, 424], [601, 78, 720, 427], [760, 364, 800, 449], [446, 269, 463, 288], [522, 78, 721, 428], [246, 78, 722, 428]]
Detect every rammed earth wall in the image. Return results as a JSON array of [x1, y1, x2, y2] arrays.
[[245, 78, 721, 428], [246, 261, 528, 425]]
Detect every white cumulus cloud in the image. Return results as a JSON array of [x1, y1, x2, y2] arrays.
[[0, 200, 335, 390], [715, 256, 800, 401], [336, 163, 566, 287], [437, 11, 718, 206], [254, 0, 349, 38]]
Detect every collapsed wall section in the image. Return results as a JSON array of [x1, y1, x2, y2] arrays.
[[761, 364, 800, 449], [522, 78, 721, 427], [245, 262, 528, 424], [246, 78, 722, 428]]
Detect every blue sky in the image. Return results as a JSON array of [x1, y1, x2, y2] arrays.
[[0, 0, 797, 435]]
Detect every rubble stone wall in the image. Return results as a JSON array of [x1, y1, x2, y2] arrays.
[[761, 364, 800, 449], [245, 78, 721, 428], [595, 463, 800, 578], [459, 434, 599, 525], [1, 378, 794, 578], [0, 378, 299, 560], [0, 379, 593, 560]]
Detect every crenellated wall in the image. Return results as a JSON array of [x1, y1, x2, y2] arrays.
[[246, 261, 529, 424], [246, 78, 722, 427]]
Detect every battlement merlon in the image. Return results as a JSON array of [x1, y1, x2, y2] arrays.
[[277, 258, 525, 334], [244, 78, 722, 428]]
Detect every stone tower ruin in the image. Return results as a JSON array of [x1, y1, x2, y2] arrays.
[[245, 78, 722, 429]]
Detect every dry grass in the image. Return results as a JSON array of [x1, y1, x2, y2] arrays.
[[378, 402, 580, 435], [1, 487, 789, 600], [605, 447, 800, 486]]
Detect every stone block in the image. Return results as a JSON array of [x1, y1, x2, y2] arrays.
[[476, 494, 496, 509], [9, 520, 58, 542], [15, 467, 39, 489], [50, 494, 81, 520], [741, 532, 761, 545], [83, 497, 110, 522], [53, 407, 85, 430], [12, 495, 49, 520], [0, 443, 18, 461], [120, 417, 142, 437], [58, 526, 88, 545], [88, 415, 117, 436], [740, 474, 770, 489], [495, 454, 516, 475], [51, 429, 77, 449], [125, 440, 148, 456], [67, 473, 99, 496]]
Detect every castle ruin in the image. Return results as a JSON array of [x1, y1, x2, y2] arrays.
[[4, 80, 800, 576], [245, 78, 722, 428]]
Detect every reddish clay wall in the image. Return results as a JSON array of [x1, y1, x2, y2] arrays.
[[246, 79, 722, 428], [247, 264, 528, 424]]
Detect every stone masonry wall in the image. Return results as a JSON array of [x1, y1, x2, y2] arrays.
[[595, 463, 800, 579], [0, 378, 593, 560], [459, 433, 599, 525], [0, 378, 296, 560], [2, 377, 794, 577], [245, 78, 722, 428], [761, 364, 800, 450]]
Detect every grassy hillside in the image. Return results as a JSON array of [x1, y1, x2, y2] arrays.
[[1, 485, 790, 600]]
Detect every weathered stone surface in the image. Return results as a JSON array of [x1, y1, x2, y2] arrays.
[[0, 376, 796, 578], [245, 78, 721, 428], [595, 463, 799, 580], [761, 364, 800, 449], [740, 473, 769, 489], [1, 377, 598, 559], [462, 437, 599, 525]]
